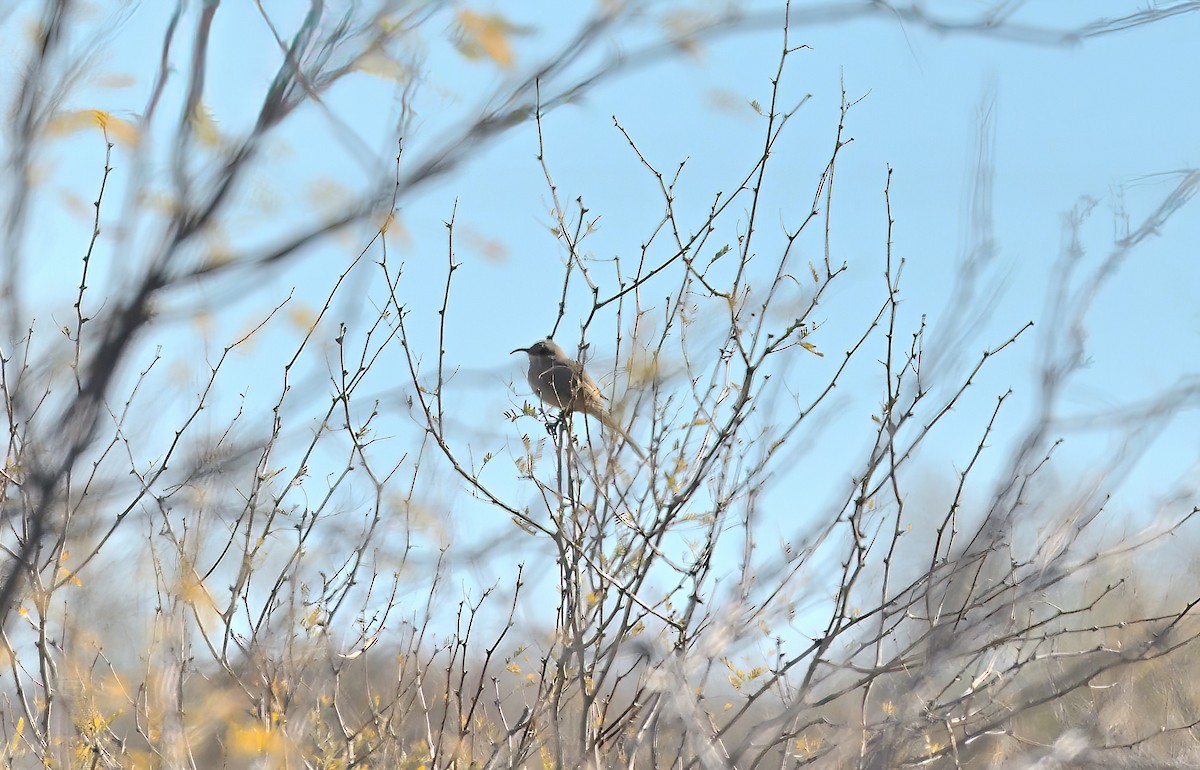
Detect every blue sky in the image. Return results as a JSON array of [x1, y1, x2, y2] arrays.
[[10, 1, 1200, 637], [418, 2, 1200, 537]]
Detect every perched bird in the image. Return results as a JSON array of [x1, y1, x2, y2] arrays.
[[512, 338, 646, 459]]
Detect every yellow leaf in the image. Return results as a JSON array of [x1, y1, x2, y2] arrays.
[[800, 341, 823, 357], [45, 109, 101, 136], [229, 724, 284, 756], [795, 736, 822, 754], [462, 224, 508, 263], [190, 103, 221, 148], [45, 109, 140, 145], [7, 717, 23, 755], [456, 10, 514, 68], [382, 213, 411, 250], [107, 118, 140, 146], [356, 51, 408, 82], [287, 305, 318, 332]]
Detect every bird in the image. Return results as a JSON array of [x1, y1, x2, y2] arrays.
[[512, 338, 646, 459]]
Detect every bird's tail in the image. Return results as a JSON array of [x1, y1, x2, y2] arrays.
[[594, 409, 648, 460]]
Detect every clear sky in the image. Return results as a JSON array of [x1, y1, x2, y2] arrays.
[[10, 1, 1200, 635]]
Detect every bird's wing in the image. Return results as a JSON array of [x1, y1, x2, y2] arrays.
[[540, 359, 585, 408]]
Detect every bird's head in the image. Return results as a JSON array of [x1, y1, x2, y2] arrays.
[[511, 339, 563, 359]]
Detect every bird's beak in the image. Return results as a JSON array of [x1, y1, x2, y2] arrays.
[[511, 347, 529, 355]]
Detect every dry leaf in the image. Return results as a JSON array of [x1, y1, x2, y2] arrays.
[[456, 10, 515, 68]]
